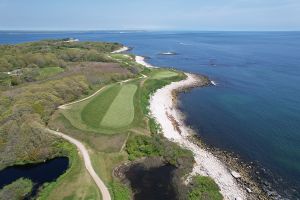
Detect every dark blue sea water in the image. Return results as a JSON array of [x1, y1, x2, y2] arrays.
[[1, 31, 299, 198]]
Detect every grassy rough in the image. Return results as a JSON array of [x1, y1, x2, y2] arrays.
[[0, 178, 33, 200], [37, 67, 64, 80], [49, 113, 129, 153], [111, 180, 131, 200]]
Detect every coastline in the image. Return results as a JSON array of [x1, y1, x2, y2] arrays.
[[135, 56, 157, 68], [150, 74, 247, 200], [136, 55, 248, 199]]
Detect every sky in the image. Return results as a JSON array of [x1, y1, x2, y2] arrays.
[[0, 0, 299, 31]]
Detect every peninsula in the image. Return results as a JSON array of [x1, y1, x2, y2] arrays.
[[0, 40, 250, 200]]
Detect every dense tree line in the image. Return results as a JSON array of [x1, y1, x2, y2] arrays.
[[0, 39, 122, 87], [0, 40, 121, 71], [0, 75, 90, 169]]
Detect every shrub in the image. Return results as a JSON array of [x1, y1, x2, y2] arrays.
[[141, 72, 186, 115], [188, 176, 223, 200], [126, 134, 194, 176], [148, 117, 161, 135], [0, 178, 33, 200], [111, 180, 131, 200]]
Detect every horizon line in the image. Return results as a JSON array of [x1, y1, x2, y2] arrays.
[[0, 29, 300, 32]]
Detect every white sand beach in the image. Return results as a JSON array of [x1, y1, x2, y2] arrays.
[[135, 56, 157, 68], [138, 55, 247, 200], [111, 46, 130, 53]]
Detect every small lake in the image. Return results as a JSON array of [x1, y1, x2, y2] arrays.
[[0, 157, 69, 197], [124, 163, 177, 200]]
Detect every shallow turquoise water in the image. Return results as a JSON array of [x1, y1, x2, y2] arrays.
[[1, 31, 299, 198]]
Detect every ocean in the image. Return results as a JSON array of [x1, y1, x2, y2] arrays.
[[1, 31, 299, 198]]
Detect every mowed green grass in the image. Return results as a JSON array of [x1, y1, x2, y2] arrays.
[[151, 71, 178, 79], [60, 69, 180, 135], [100, 84, 137, 128], [62, 82, 138, 134], [81, 84, 121, 129]]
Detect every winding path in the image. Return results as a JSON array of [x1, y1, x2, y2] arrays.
[[46, 128, 111, 200], [59, 75, 146, 110], [59, 86, 107, 109], [48, 73, 148, 200]]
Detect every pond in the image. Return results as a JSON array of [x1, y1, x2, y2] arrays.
[[0, 157, 69, 197], [124, 163, 177, 200]]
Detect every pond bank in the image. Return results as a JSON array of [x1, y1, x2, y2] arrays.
[[0, 157, 69, 198], [114, 157, 179, 200]]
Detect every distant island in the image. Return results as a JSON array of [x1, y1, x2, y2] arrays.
[[158, 51, 178, 55]]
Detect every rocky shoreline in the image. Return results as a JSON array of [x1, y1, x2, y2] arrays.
[[149, 73, 247, 199], [173, 74, 292, 200], [187, 134, 271, 199], [125, 48, 287, 199], [171, 75, 282, 200]]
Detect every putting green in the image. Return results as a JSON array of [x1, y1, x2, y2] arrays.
[[100, 84, 137, 128], [152, 71, 178, 79]]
